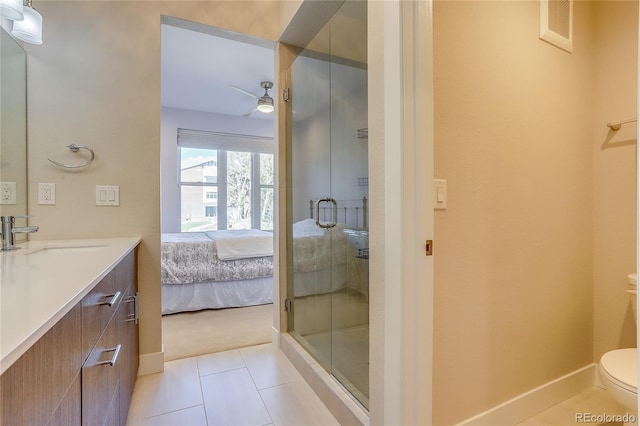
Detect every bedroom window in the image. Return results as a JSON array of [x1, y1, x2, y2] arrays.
[[259, 153, 274, 230], [178, 129, 274, 232]]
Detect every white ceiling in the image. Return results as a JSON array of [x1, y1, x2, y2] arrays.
[[161, 24, 275, 118]]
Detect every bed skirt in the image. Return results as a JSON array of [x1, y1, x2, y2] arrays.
[[293, 265, 347, 297], [161, 264, 348, 315], [162, 277, 273, 315]]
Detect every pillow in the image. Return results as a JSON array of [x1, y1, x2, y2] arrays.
[[292, 218, 325, 237]]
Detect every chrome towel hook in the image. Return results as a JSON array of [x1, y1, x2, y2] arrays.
[[48, 144, 95, 169]]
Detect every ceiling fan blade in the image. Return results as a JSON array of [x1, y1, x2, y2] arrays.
[[229, 85, 259, 99], [244, 105, 258, 116]]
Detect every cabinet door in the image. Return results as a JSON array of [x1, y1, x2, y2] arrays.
[[81, 313, 120, 426], [1, 304, 82, 426], [48, 373, 81, 426], [118, 284, 139, 425], [117, 251, 138, 425]]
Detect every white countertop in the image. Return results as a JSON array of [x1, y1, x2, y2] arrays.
[[0, 237, 141, 375]]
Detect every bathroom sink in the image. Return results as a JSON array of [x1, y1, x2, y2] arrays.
[[23, 242, 108, 255]]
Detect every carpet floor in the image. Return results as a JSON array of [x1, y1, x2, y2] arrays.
[[162, 303, 273, 361]]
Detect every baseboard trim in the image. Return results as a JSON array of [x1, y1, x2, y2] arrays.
[[271, 325, 280, 347], [137, 345, 165, 376], [280, 333, 369, 426], [458, 364, 597, 426]]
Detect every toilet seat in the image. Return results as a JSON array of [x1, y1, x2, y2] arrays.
[[600, 348, 638, 394]]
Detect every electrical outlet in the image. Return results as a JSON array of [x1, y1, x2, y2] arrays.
[[0, 182, 17, 205], [38, 183, 56, 205]]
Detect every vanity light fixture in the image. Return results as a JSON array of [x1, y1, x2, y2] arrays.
[[0, 0, 24, 21], [10, 0, 42, 45]]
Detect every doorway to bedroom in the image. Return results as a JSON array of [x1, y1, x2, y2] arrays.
[[159, 17, 276, 362]]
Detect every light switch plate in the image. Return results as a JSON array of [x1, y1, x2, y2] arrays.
[[0, 182, 17, 205], [96, 185, 120, 206], [434, 179, 447, 210]]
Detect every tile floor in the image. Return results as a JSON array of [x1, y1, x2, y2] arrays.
[[126, 343, 339, 426], [516, 386, 629, 426], [127, 341, 630, 426]]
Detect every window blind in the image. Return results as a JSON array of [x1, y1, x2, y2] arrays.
[[177, 128, 274, 154]]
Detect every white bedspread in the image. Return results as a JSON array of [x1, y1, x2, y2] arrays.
[[291, 220, 347, 272], [161, 233, 272, 284], [206, 229, 273, 260], [161, 223, 348, 286]]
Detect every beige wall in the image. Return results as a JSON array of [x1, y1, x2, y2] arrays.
[[433, 1, 597, 423], [592, 0, 638, 361], [278, 0, 303, 40], [25, 1, 280, 361], [22, 0, 639, 421]]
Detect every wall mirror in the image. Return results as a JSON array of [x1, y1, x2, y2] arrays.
[[0, 27, 28, 218]]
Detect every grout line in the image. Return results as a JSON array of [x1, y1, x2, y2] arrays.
[[198, 366, 247, 378], [196, 366, 208, 425], [240, 359, 274, 426], [255, 382, 275, 425], [143, 404, 205, 422]]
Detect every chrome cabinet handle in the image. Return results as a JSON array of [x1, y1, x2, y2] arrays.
[[99, 291, 121, 307], [315, 198, 338, 229], [97, 344, 122, 366], [124, 295, 139, 323]]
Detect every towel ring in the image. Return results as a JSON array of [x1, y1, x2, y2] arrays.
[[48, 144, 95, 169]]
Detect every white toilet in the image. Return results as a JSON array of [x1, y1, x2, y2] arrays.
[[599, 273, 638, 426]]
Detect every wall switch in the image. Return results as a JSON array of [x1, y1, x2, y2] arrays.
[[434, 179, 447, 210], [0, 182, 17, 205], [38, 183, 56, 205], [96, 185, 119, 206]]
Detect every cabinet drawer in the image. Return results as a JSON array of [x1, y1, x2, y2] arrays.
[[0, 303, 82, 426], [81, 268, 119, 361], [115, 251, 136, 292], [81, 311, 120, 426]]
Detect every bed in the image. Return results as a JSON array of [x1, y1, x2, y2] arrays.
[[161, 230, 274, 314], [161, 197, 368, 315]]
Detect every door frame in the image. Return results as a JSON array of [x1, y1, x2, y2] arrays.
[[368, 0, 434, 424]]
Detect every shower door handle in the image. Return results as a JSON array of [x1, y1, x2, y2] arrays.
[[315, 198, 337, 229]]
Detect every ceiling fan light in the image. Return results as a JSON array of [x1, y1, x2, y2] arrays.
[[11, 2, 42, 45], [257, 104, 274, 113], [257, 98, 274, 113], [0, 0, 24, 21]]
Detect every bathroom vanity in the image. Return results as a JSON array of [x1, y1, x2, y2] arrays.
[[0, 237, 140, 425]]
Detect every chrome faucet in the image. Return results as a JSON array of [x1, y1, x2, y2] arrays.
[[1, 216, 38, 251]]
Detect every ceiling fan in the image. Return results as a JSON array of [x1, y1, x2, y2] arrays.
[[229, 81, 274, 116]]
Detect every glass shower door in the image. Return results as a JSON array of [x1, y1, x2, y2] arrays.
[[288, 0, 369, 409]]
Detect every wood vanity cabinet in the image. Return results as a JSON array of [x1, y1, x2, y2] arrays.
[[0, 249, 138, 426], [116, 252, 139, 426]]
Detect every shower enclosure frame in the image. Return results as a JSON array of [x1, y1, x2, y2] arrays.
[[286, 4, 370, 409], [275, 0, 436, 424]]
